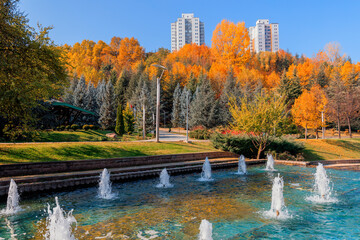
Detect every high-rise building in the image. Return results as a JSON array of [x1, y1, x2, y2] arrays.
[[171, 13, 205, 52], [249, 19, 279, 53]]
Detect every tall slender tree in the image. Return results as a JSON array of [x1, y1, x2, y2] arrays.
[[171, 84, 182, 128], [99, 80, 116, 129], [73, 75, 87, 109]]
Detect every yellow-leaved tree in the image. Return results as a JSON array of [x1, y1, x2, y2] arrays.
[[292, 85, 327, 139], [229, 92, 287, 159], [211, 20, 250, 75]]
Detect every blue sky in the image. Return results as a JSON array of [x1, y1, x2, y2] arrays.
[[19, 0, 359, 62]]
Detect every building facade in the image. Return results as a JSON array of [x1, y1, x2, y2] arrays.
[[171, 13, 205, 52], [249, 19, 279, 53]]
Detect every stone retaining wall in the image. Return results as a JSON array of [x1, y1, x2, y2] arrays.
[[0, 151, 238, 178]]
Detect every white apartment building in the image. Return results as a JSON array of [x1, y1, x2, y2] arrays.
[[171, 13, 205, 52], [249, 19, 279, 53]]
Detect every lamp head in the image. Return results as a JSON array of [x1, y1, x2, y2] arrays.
[[151, 64, 167, 70]]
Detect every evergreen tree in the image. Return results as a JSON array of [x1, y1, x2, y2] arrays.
[[125, 62, 145, 101], [189, 74, 218, 128], [171, 83, 182, 128], [96, 80, 106, 115], [278, 71, 302, 106], [186, 73, 198, 94], [63, 74, 78, 104], [315, 65, 329, 88], [123, 103, 135, 133], [180, 86, 192, 128], [73, 75, 87, 109], [115, 69, 131, 106], [85, 81, 97, 113], [99, 80, 116, 129], [219, 70, 242, 125], [115, 103, 125, 136]]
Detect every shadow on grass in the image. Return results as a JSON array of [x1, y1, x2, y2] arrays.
[[324, 139, 360, 153], [302, 148, 326, 161], [0, 145, 146, 164]]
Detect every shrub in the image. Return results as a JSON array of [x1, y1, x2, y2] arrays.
[[211, 133, 304, 159], [82, 124, 90, 130], [65, 125, 71, 130], [56, 125, 65, 131], [189, 129, 212, 140], [71, 124, 80, 131]]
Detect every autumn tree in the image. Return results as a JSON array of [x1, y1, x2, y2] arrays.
[[326, 70, 346, 139], [292, 85, 327, 139], [115, 37, 145, 72], [229, 92, 287, 159], [211, 20, 250, 75]]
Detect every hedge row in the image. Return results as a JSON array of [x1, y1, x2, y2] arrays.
[[211, 133, 304, 159]]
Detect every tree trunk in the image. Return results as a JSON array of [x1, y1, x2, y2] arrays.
[[142, 104, 146, 140], [337, 114, 341, 139], [305, 124, 308, 140], [347, 116, 352, 138], [315, 128, 319, 139], [256, 143, 262, 160]]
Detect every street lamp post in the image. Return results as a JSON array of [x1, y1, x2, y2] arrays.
[[186, 90, 189, 143], [152, 64, 166, 143]]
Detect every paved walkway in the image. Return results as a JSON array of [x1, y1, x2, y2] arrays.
[[145, 128, 194, 142]]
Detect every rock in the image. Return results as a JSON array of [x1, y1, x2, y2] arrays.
[[106, 133, 118, 139]]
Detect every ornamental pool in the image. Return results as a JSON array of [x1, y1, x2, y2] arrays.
[[0, 165, 359, 239]]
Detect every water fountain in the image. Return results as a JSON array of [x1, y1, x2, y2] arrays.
[[199, 219, 213, 240], [264, 173, 289, 219], [45, 197, 76, 240], [98, 168, 115, 199], [1, 179, 20, 215], [156, 168, 173, 188], [306, 163, 337, 203], [199, 157, 213, 181], [236, 155, 247, 175], [265, 154, 275, 171]]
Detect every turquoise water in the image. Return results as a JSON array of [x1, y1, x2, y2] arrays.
[[0, 165, 359, 239]]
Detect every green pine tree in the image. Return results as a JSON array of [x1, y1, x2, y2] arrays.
[[123, 103, 135, 134], [115, 104, 125, 136]]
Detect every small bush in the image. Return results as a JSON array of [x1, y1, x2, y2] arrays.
[[99, 136, 107, 141], [56, 125, 65, 131], [82, 125, 90, 130], [189, 129, 212, 140], [71, 124, 80, 131], [65, 125, 71, 130], [211, 133, 304, 159]]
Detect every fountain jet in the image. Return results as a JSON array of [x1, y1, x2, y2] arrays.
[[45, 197, 76, 240], [236, 155, 247, 175], [156, 168, 173, 188], [306, 163, 337, 203], [199, 157, 213, 181], [98, 168, 115, 199], [265, 154, 275, 171], [264, 173, 289, 219], [199, 219, 213, 240], [1, 179, 20, 215]]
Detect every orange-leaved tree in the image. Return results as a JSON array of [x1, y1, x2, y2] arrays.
[[211, 20, 250, 74], [292, 85, 327, 139]]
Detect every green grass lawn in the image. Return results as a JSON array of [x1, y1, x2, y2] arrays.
[[0, 141, 217, 164], [297, 138, 360, 161], [1, 130, 152, 143]]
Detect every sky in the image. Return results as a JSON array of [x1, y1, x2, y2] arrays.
[[19, 0, 359, 62]]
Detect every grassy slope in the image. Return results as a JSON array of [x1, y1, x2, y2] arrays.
[[0, 141, 216, 164], [298, 138, 360, 160], [0, 130, 151, 143]]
